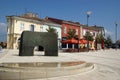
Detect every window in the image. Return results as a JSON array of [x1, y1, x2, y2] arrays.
[[94, 32, 97, 37], [40, 26, 43, 32], [93, 32, 95, 36], [30, 25, 35, 31], [20, 23, 24, 31], [83, 30, 86, 35], [64, 27, 67, 34], [76, 29, 78, 35]]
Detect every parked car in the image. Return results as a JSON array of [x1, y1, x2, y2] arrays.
[[111, 44, 119, 49]]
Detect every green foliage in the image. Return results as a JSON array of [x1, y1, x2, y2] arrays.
[[46, 27, 56, 33], [67, 29, 78, 39], [104, 35, 113, 46], [96, 33, 103, 43], [84, 31, 93, 41], [0, 42, 7, 48], [46, 27, 58, 37]]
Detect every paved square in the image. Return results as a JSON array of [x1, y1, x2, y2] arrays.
[[0, 49, 120, 80]]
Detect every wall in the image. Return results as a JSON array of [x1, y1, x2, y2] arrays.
[[62, 23, 80, 39]]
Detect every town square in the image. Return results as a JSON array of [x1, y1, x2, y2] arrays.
[[0, 0, 120, 80], [0, 49, 120, 80]]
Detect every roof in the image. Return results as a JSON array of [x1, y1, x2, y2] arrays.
[[46, 17, 80, 26], [19, 16, 45, 22], [7, 13, 61, 27], [81, 25, 104, 31]]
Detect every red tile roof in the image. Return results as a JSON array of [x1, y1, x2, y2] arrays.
[[46, 17, 80, 26]]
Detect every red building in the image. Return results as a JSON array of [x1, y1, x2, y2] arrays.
[[46, 17, 105, 50], [46, 17, 81, 40]]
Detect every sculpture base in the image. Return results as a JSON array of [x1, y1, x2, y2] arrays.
[[0, 62, 94, 80]]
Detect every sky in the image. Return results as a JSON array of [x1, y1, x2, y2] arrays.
[[0, 0, 120, 42]]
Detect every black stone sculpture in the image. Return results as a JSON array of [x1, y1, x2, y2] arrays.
[[19, 31, 58, 56]]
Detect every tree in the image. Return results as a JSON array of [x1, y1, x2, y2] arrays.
[[96, 33, 103, 43], [46, 27, 56, 33], [67, 29, 78, 39], [105, 35, 113, 47], [84, 31, 93, 41]]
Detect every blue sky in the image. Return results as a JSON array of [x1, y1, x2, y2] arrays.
[[0, 0, 120, 42]]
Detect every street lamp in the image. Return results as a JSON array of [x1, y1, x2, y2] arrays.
[[86, 11, 92, 27], [115, 21, 118, 50], [86, 11, 92, 52]]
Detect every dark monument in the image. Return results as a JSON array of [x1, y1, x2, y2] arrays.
[[19, 31, 58, 56]]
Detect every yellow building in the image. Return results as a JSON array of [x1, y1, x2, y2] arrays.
[[7, 13, 61, 49]]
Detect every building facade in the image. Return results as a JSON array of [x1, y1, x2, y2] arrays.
[[81, 25, 105, 49], [46, 17, 81, 49], [46, 17, 105, 49], [46, 17, 81, 40], [7, 13, 105, 50], [7, 13, 62, 49]]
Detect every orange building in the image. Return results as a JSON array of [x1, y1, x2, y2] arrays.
[[46, 17, 81, 40]]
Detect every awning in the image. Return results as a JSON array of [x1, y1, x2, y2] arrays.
[[79, 39, 87, 44], [62, 38, 92, 44], [62, 38, 78, 44]]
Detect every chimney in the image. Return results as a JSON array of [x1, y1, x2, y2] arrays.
[[22, 13, 38, 18]]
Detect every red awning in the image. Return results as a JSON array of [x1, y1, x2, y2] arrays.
[[62, 38, 78, 44], [79, 39, 87, 44], [62, 38, 92, 44]]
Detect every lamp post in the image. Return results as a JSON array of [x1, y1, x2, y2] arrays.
[[86, 11, 92, 52], [86, 11, 92, 27], [115, 21, 118, 50]]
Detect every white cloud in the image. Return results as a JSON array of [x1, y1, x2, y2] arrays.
[[0, 22, 7, 26], [0, 22, 7, 31]]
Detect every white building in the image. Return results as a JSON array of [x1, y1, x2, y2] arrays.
[[80, 25, 105, 39], [7, 13, 62, 49]]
